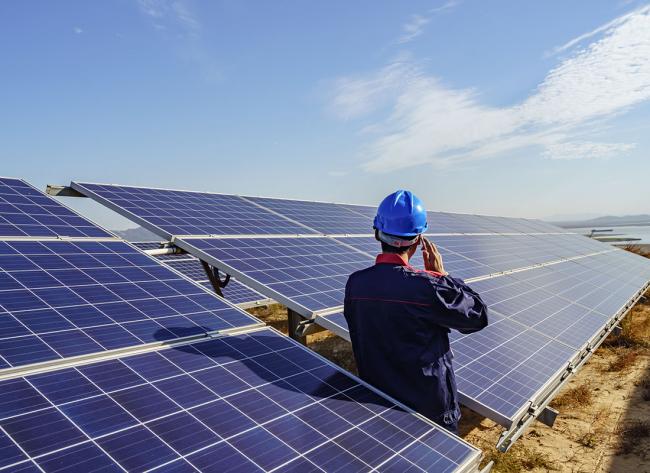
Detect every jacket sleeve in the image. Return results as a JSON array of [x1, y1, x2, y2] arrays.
[[427, 276, 488, 333]]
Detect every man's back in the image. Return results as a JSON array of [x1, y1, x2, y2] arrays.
[[344, 254, 488, 431]]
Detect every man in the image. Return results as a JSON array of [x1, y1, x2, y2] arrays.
[[344, 190, 488, 434]]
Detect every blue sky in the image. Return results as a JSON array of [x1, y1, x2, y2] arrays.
[[1, 0, 649, 229]]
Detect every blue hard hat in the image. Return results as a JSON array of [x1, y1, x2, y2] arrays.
[[373, 190, 428, 237]]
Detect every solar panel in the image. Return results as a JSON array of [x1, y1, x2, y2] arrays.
[[177, 237, 374, 314], [422, 234, 608, 273], [0, 239, 262, 369], [71, 182, 315, 239], [450, 316, 578, 423], [0, 178, 111, 239], [336, 205, 561, 236], [507, 253, 650, 318], [131, 242, 272, 307], [246, 196, 373, 234], [338, 204, 377, 218], [446, 254, 650, 427], [0, 327, 481, 472], [424, 211, 567, 235]]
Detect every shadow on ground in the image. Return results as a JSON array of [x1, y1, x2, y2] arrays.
[[606, 358, 650, 472]]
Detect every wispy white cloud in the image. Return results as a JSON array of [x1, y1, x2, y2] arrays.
[[398, 15, 430, 44], [329, 55, 419, 119], [429, 0, 460, 14], [137, 0, 200, 38], [73, 27, 83, 34], [330, 5, 650, 172], [542, 141, 635, 160], [396, 1, 459, 44], [547, 4, 649, 56]]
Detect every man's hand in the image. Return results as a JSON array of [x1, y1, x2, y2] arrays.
[[421, 237, 447, 275]]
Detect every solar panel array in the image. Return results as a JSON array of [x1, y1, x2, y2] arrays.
[[0, 178, 485, 472], [71, 182, 650, 440], [131, 242, 271, 307]]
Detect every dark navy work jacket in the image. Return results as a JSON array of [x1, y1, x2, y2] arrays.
[[344, 254, 488, 426]]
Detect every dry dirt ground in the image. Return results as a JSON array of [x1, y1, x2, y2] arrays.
[[247, 260, 650, 473]]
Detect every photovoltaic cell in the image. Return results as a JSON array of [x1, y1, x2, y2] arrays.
[[0, 328, 480, 472], [178, 237, 374, 313], [0, 240, 261, 368], [0, 178, 111, 239], [71, 182, 315, 238]]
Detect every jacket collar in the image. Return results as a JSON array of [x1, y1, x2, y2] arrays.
[[375, 253, 445, 277], [375, 253, 412, 268]]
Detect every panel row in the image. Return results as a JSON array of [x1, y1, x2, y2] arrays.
[[0, 328, 480, 473], [177, 233, 616, 315], [0, 240, 261, 368], [72, 181, 567, 237], [71, 182, 314, 239]]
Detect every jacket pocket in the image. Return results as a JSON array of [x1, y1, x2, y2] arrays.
[[421, 352, 459, 416]]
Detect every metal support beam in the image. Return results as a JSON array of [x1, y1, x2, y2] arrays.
[[200, 260, 224, 298], [479, 461, 494, 473], [143, 247, 185, 257], [538, 406, 559, 428], [288, 309, 307, 345], [295, 319, 326, 338], [45, 184, 86, 197]]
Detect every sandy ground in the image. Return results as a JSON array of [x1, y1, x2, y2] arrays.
[[247, 288, 650, 473]]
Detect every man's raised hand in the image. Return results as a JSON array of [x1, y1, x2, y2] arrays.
[[421, 237, 447, 275]]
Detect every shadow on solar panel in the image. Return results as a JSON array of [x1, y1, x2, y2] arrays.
[[0, 327, 483, 472]]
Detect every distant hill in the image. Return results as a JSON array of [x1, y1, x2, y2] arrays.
[[112, 226, 161, 242], [550, 214, 650, 229]]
